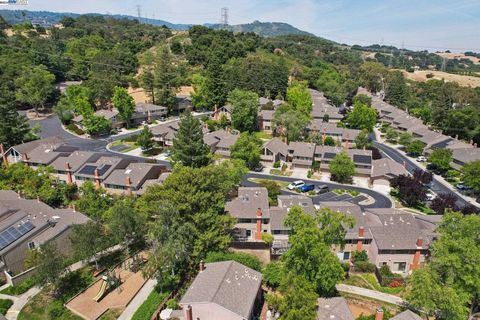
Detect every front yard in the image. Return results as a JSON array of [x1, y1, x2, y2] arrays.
[[343, 273, 405, 296]]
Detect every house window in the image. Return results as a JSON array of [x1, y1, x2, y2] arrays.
[[28, 242, 35, 250], [393, 262, 407, 272], [343, 252, 350, 260]]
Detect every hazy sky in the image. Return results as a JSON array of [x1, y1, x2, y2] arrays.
[[4, 0, 480, 52]]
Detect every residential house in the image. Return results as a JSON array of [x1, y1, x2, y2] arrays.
[[0, 190, 89, 275], [212, 105, 232, 121], [314, 146, 373, 177], [390, 310, 423, 320], [370, 158, 409, 187], [258, 97, 283, 109], [137, 172, 171, 195], [288, 142, 316, 168], [132, 103, 168, 125], [261, 138, 288, 163], [20, 144, 79, 169], [178, 260, 262, 320], [310, 89, 343, 122], [103, 163, 166, 195], [4, 136, 66, 164], [54, 81, 82, 93], [73, 156, 132, 187], [50, 151, 103, 184], [307, 121, 360, 143], [317, 297, 354, 320], [225, 187, 270, 242], [449, 147, 480, 170], [151, 120, 180, 147], [258, 109, 275, 132], [174, 94, 193, 114], [204, 129, 239, 158], [72, 109, 123, 129]]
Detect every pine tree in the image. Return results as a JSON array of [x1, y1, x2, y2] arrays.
[[205, 55, 227, 109], [0, 86, 31, 148], [172, 111, 210, 167], [154, 47, 179, 111]]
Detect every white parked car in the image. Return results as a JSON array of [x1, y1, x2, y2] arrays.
[[287, 180, 305, 190], [416, 156, 427, 162], [426, 193, 436, 201]]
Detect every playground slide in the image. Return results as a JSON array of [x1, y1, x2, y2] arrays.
[[93, 281, 107, 302]]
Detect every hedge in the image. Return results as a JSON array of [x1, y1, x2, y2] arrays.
[[131, 289, 169, 320]]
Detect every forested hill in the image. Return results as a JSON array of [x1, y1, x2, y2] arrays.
[[0, 10, 312, 37], [209, 20, 314, 37]]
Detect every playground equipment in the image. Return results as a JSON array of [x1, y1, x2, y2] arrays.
[[93, 270, 121, 302], [125, 253, 145, 273]]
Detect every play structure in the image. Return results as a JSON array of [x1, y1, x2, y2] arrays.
[[93, 270, 122, 302], [125, 253, 145, 273], [65, 252, 149, 320]]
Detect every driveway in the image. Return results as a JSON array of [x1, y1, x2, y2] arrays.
[[244, 173, 393, 209]]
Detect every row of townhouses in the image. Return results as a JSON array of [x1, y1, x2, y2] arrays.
[[358, 87, 480, 169], [1, 137, 169, 196], [225, 187, 441, 275], [0, 190, 89, 276]]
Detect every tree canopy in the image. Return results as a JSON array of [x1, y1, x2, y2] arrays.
[[229, 89, 259, 132]]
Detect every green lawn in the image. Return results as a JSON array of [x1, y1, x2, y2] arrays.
[[0, 299, 13, 315], [254, 131, 273, 140], [270, 169, 293, 177], [18, 267, 95, 320], [344, 273, 404, 296], [0, 278, 35, 296], [333, 189, 360, 197], [131, 289, 169, 320], [248, 178, 290, 189]]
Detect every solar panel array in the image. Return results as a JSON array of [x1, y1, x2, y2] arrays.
[[353, 154, 372, 164], [0, 222, 35, 250], [78, 164, 111, 176]]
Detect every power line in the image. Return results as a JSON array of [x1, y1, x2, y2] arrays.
[[221, 7, 229, 27]]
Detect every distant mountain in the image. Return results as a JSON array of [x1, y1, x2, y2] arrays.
[[210, 20, 314, 37], [0, 10, 313, 37]]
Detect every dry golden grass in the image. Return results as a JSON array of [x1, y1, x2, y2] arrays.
[[402, 70, 480, 88], [435, 52, 480, 64]]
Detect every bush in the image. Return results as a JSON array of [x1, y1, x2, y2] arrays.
[[426, 73, 434, 78], [66, 123, 84, 135], [273, 161, 281, 168], [0, 278, 35, 296], [281, 163, 288, 172], [353, 261, 376, 273], [263, 262, 283, 289], [204, 251, 262, 271], [261, 233, 273, 245], [132, 289, 169, 320], [307, 170, 312, 178], [0, 299, 13, 315], [351, 250, 368, 263], [166, 298, 179, 309]]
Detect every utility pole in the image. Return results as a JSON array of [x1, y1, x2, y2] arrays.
[[136, 5, 142, 23], [221, 7, 229, 28]]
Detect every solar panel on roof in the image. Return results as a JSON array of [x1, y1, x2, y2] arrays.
[[353, 154, 372, 164], [0, 222, 35, 250], [324, 152, 336, 159], [78, 165, 97, 175]]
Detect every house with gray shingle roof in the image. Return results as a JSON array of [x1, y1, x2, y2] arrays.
[[74, 156, 132, 188], [390, 310, 423, 320], [103, 162, 166, 195], [179, 260, 262, 320], [309, 89, 344, 122], [317, 297, 354, 320], [5, 137, 66, 164], [50, 151, 103, 184], [21, 144, 79, 169], [288, 142, 316, 168], [258, 109, 275, 132], [132, 103, 167, 125], [371, 158, 409, 186], [261, 138, 288, 163], [0, 190, 89, 276], [307, 121, 360, 142], [314, 146, 373, 177]]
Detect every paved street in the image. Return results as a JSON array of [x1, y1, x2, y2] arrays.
[[372, 141, 475, 208]]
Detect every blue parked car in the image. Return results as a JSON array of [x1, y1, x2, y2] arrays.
[[299, 184, 315, 193]]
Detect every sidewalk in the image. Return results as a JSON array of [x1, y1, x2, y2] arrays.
[[117, 279, 157, 320], [336, 283, 404, 306]]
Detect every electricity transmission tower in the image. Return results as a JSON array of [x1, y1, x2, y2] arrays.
[[136, 5, 142, 22], [221, 7, 229, 28]]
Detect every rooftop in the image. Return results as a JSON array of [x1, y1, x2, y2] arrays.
[[317, 297, 354, 320], [225, 187, 270, 219]]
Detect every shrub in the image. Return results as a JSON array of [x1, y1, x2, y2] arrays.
[[0, 299, 13, 315], [388, 279, 403, 288], [261, 233, 273, 245], [166, 298, 179, 309], [205, 251, 262, 271], [132, 289, 169, 320], [426, 73, 434, 78], [353, 261, 376, 273], [263, 262, 283, 289], [273, 161, 281, 168], [351, 250, 368, 263], [66, 123, 84, 135], [307, 170, 312, 178], [281, 163, 288, 172]]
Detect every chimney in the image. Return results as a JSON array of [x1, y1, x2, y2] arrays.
[[72, 203, 76, 212], [36, 196, 41, 203], [147, 110, 152, 123], [375, 308, 384, 320], [416, 238, 423, 247], [283, 136, 287, 144], [322, 128, 327, 144], [184, 305, 193, 320], [344, 134, 349, 150], [0, 144, 8, 166], [126, 176, 132, 196], [199, 260, 205, 272], [22, 153, 29, 166], [356, 226, 365, 252], [66, 162, 73, 185], [255, 208, 263, 241], [94, 169, 101, 189]]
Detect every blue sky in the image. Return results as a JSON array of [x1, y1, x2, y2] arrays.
[[4, 0, 480, 52]]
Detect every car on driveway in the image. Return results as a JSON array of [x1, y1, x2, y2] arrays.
[[456, 183, 472, 191], [416, 156, 427, 162], [426, 192, 436, 201], [252, 163, 264, 172], [287, 180, 305, 190], [299, 184, 315, 193], [314, 185, 330, 194]]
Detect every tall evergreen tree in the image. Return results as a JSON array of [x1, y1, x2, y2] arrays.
[[0, 86, 31, 148], [205, 54, 227, 109], [154, 47, 179, 111], [112, 86, 135, 128], [172, 111, 211, 167]]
